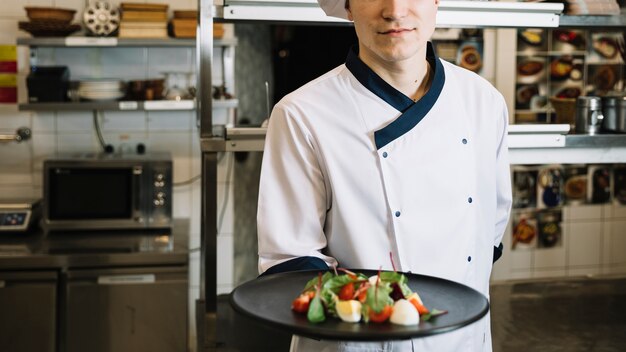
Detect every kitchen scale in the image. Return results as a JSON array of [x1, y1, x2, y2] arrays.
[[0, 199, 41, 232]]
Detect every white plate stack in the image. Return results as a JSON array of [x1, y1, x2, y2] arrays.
[[78, 79, 125, 101]]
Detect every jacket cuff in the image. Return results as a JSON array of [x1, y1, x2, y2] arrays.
[[493, 243, 504, 263], [260, 256, 329, 277]]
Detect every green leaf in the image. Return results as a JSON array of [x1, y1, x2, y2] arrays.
[[421, 308, 448, 322], [365, 281, 393, 313], [398, 282, 413, 297], [322, 274, 356, 293], [379, 272, 407, 285], [303, 271, 333, 292], [307, 295, 326, 323], [321, 289, 338, 316]]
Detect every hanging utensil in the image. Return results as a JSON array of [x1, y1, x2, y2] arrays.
[[0, 127, 31, 144]]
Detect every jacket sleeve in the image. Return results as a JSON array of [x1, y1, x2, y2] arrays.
[[493, 94, 513, 262], [257, 103, 338, 274]]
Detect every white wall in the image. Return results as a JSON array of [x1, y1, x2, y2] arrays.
[[0, 1, 235, 351]]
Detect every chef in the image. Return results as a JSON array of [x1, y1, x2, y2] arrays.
[[257, 0, 513, 350]]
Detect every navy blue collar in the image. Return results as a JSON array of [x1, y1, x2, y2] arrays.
[[345, 42, 446, 149]]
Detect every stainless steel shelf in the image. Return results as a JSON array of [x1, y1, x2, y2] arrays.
[[565, 134, 626, 147], [16, 37, 237, 47], [559, 14, 626, 28], [18, 99, 238, 111], [201, 127, 626, 165], [218, 1, 563, 27]]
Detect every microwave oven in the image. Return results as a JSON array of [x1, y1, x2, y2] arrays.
[[43, 153, 172, 231]]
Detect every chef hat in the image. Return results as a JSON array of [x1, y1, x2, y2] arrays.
[[318, 0, 349, 20]]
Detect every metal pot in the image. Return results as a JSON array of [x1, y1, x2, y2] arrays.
[[601, 95, 626, 133], [575, 96, 603, 135]]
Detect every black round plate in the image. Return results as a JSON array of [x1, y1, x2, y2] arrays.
[[230, 269, 489, 341]]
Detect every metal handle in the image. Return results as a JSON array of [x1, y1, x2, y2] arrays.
[[0, 127, 31, 143], [97, 274, 155, 285]]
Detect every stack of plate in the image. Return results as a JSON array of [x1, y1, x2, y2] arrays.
[[78, 79, 125, 101]]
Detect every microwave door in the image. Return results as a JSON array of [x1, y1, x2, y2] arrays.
[[45, 166, 144, 230]]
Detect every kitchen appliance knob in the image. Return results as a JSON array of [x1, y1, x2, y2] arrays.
[[156, 174, 164, 181], [156, 192, 165, 199]]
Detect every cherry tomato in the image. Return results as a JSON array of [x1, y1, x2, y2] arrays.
[[357, 290, 367, 303], [408, 297, 430, 315], [369, 305, 393, 323], [292, 293, 312, 314], [338, 282, 355, 301], [354, 283, 368, 303]]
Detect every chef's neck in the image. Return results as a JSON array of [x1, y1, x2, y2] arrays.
[[358, 47, 432, 103]]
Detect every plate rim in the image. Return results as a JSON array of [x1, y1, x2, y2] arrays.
[[229, 269, 490, 341]]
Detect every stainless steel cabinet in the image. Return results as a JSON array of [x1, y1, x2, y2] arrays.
[[64, 266, 187, 352], [0, 271, 57, 352]]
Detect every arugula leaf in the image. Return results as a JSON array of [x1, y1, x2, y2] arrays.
[[365, 281, 393, 313], [379, 272, 407, 285], [323, 274, 362, 294], [302, 272, 333, 293]]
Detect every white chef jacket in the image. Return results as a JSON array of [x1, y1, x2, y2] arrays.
[[257, 43, 512, 352]]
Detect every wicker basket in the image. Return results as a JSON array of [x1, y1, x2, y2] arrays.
[[24, 7, 76, 24], [550, 97, 576, 127]]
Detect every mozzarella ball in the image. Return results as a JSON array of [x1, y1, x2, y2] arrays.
[[390, 299, 419, 325]]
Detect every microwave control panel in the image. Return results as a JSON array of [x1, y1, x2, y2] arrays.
[[147, 163, 172, 227]]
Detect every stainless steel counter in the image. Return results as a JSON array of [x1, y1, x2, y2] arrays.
[[0, 219, 189, 270]]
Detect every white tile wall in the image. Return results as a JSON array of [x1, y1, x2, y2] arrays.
[[534, 246, 566, 270], [101, 111, 147, 131], [173, 185, 192, 219], [57, 111, 93, 131], [31, 111, 56, 132], [217, 234, 234, 293], [31, 132, 56, 186], [0, 108, 30, 130], [565, 222, 602, 267], [492, 202, 626, 283], [0, 20, 23, 44], [56, 127, 93, 147], [0, 184, 40, 198], [606, 220, 626, 266], [0, 143, 33, 185], [563, 204, 603, 221], [147, 111, 193, 132], [611, 204, 626, 219]]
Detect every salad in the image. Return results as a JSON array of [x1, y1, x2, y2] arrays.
[[291, 269, 447, 325]]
